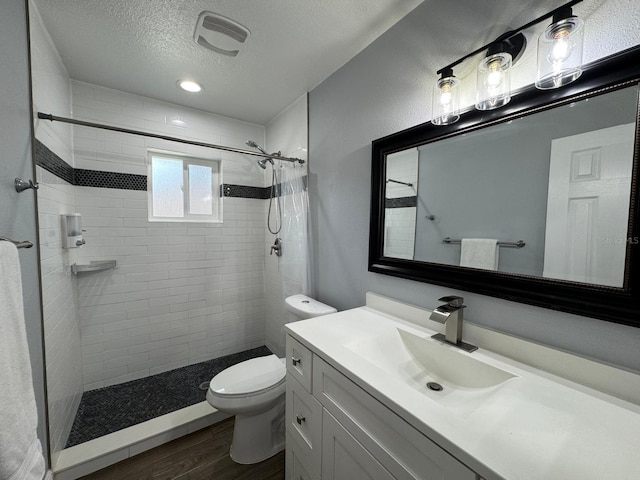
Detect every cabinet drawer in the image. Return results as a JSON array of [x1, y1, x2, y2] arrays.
[[286, 372, 323, 474], [313, 356, 477, 480], [286, 335, 313, 392], [286, 429, 320, 480]]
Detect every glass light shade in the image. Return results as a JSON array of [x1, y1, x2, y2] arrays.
[[536, 16, 584, 89], [431, 75, 460, 125], [476, 52, 512, 110]]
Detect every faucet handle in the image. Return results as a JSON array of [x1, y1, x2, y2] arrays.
[[438, 296, 464, 307]]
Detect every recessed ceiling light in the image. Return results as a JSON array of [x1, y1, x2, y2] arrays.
[[178, 80, 203, 93]]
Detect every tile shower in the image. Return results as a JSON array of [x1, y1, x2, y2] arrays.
[[32, 5, 307, 456]]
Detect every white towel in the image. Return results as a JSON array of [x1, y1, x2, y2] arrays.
[[0, 242, 47, 480], [460, 238, 499, 270]]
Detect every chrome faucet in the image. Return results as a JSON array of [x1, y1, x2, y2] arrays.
[[429, 296, 477, 352]]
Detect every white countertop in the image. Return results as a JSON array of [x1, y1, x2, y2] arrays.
[[285, 299, 640, 480]]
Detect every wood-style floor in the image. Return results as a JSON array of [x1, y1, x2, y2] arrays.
[[79, 417, 285, 480]]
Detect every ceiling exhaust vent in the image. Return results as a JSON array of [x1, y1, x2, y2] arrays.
[[194, 12, 250, 57]]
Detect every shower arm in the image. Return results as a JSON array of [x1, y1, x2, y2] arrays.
[[37, 112, 305, 164]]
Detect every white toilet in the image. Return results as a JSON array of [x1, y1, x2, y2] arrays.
[[206, 294, 336, 464]]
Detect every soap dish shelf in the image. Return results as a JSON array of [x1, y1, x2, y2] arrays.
[[71, 260, 117, 275]]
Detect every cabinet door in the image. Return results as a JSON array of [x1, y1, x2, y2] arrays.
[[322, 410, 395, 480], [287, 429, 320, 480], [314, 356, 477, 480], [286, 373, 323, 473]]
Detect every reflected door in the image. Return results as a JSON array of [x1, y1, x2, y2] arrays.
[[543, 123, 634, 286]]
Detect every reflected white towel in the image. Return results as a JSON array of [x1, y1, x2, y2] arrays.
[[0, 242, 46, 480], [460, 238, 499, 270]]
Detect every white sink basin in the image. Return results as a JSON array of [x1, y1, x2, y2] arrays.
[[286, 299, 640, 480], [344, 327, 516, 395]]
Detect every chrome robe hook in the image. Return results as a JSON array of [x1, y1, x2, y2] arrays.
[[15, 178, 39, 192]]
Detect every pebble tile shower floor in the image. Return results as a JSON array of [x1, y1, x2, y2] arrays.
[[66, 346, 272, 447]]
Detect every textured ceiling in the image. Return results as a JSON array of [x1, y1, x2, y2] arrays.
[[32, 0, 424, 125], [31, 0, 616, 125]]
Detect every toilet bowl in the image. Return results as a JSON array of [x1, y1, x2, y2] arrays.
[[206, 294, 336, 464], [206, 354, 286, 464]]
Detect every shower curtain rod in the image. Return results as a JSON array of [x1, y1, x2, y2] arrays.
[[37, 112, 305, 164]]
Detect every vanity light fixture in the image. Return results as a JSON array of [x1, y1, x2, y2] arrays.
[[476, 50, 512, 110], [178, 80, 203, 93], [535, 6, 584, 89], [431, 68, 461, 125], [430, 0, 584, 125], [475, 33, 526, 111]]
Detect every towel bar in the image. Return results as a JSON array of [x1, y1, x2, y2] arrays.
[[0, 236, 33, 249], [386, 178, 413, 187], [442, 237, 525, 248]]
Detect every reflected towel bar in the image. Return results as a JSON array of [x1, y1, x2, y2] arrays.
[[386, 178, 413, 187], [0, 236, 33, 249], [442, 237, 526, 248]]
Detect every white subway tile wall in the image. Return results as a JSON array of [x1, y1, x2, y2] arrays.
[[30, 3, 73, 164], [70, 82, 268, 389], [264, 95, 309, 357], [37, 169, 84, 456], [31, 3, 82, 457], [384, 148, 418, 260], [384, 208, 418, 260]]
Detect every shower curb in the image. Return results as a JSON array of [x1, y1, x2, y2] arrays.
[[51, 402, 230, 479]]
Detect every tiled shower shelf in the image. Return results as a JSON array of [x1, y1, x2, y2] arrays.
[[71, 260, 117, 274]]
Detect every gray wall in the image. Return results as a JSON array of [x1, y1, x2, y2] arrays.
[[414, 86, 637, 277], [0, 0, 48, 462], [309, 0, 640, 372]]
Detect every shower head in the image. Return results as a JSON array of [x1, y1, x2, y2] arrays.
[[246, 140, 274, 169], [245, 140, 269, 155], [256, 157, 273, 169]]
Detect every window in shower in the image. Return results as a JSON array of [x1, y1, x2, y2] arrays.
[[147, 152, 222, 222]]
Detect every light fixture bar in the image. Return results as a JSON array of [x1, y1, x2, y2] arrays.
[[436, 0, 583, 76]]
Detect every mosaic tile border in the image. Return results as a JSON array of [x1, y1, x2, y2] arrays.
[[35, 140, 146, 191], [36, 139, 307, 199], [385, 196, 418, 208], [35, 140, 74, 185], [74, 169, 147, 190], [222, 175, 308, 199], [222, 184, 270, 199]]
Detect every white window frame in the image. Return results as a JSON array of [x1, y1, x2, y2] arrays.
[[147, 150, 222, 223]]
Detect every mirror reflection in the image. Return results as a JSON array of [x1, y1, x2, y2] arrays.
[[383, 85, 637, 288]]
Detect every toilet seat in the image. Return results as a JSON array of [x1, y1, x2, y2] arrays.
[[209, 354, 285, 398]]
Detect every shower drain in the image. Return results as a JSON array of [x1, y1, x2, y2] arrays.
[[199, 381, 210, 391], [426, 382, 443, 391]]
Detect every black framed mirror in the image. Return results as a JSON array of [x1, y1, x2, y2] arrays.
[[369, 46, 640, 327]]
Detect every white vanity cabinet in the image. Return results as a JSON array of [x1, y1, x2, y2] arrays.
[[285, 335, 479, 480]]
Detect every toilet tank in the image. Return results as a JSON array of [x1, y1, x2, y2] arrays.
[[285, 294, 336, 319]]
